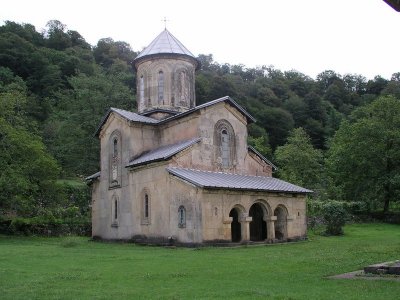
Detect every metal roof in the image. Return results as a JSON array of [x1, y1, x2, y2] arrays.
[[134, 29, 198, 68], [95, 96, 256, 136], [167, 167, 313, 194], [111, 107, 159, 124], [94, 107, 159, 136], [248, 145, 277, 171], [85, 171, 100, 181], [127, 138, 201, 167], [157, 96, 256, 125]]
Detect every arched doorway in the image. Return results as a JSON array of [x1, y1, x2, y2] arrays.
[[229, 208, 241, 242], [274, 206, 288, 240], [249, 203, 267, 241]]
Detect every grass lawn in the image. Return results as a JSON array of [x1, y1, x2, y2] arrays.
[[1, 223, 399, 299]]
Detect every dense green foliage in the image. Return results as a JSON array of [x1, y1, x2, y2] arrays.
[[0, 20, 399, 228], [275, 128, 323, 193], [1, 223, 400, 299], [327, 96, 400, 212], [320, 201, 348, 235]]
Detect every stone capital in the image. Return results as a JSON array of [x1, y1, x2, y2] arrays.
[[241, 217, 252, 223], [223, 217, 233, 224]]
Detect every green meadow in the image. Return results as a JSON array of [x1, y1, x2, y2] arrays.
[[1, 223, 399, 299]]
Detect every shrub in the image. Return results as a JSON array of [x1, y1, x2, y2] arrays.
[[321, 201, 347, 235]]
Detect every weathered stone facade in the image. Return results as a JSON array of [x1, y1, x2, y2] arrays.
[[88, 29, 311, 245]]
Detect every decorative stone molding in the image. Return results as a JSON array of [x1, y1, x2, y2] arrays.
[[223, 217, 233, 224]]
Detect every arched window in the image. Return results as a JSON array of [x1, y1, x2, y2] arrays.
[[114, 199, 118, 220], [158, 71, 164, 104], [109, 131, 121, 188], [179, 71, 189, 105], [144, 194, 149, 218], [178, 206, 186, 228], [111, 195, 119, 227], [139, 75, 144, 106], [221, 129, 230, 167], [113, 138, 118, 158], [141, 189, 151, 225], [214, 120, 236, 169]]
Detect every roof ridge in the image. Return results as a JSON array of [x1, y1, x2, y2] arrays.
[[127, 138, 201, 167], [169, 167, 273, 178]]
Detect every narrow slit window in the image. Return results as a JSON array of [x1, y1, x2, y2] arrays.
[[114, 199, 118, 220], [144, 194, 149, 218], [139, 75, 144, 105], [221, 129, 230, 167], [178, 206, 186, 228], [158, 71, 164, 103], [113, 139, 118, 157]]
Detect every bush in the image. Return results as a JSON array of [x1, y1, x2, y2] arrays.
[[307, 199, 352, 235], [3, 216, 91, 236], [0, 178, 92, 236], [321, 201, 347, 235]]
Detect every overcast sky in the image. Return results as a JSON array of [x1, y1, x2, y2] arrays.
[[2, 0, 399, 80]]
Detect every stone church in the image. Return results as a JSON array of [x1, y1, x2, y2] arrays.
[[87, 29, 312, 245]]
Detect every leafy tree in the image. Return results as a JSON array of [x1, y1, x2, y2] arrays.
[[275, 128, 323, 191], [324, 81, 349, 112], [316, 70, 341, 93], [366, 75, 388, 96], [0, 84, 60, 216], [44, 68, 135, 175], [248, 123, 272, 158], [93, 38, 137, 69], [303, 92, 327, 124], [45, 20, 72, 50], [284, 70, 313, 97], [283, 95, 308, 126], [255, 107, 294, 149], [0, 21, 44, 46], [327, 96, 400, 212], [382, 80, 400, 99]]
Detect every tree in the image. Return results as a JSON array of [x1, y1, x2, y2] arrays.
[[93, 38, 136, 69], [0, 84, 60, 216], [275, 127, 323, 191], [255, 107, 294, 149], [45, 20, 72, 50], [366, 75, 388, 96], [327, 96, 400, 212], [248, 123, 272, 158], [316, 70, 341, 92], [44, 68, 135, 176]]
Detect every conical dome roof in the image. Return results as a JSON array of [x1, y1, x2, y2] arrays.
[[134, 29, 199, 69]]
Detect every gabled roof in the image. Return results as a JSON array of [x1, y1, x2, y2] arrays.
[[248, 145, 277, 171], [167, 167, 313, 194], [85, 171, 100, 181], [134, 29, 199, 69], [95, 107, 158, 136], [156, 96, 256, 125], [127, 138, 201, 168], [95, 96, 256, 137]]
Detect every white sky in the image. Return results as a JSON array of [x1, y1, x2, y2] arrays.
[[2, 0, 399, 80]]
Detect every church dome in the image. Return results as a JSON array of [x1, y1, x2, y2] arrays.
[[133, 29, 199, 70], [134, 29, 199, 119]]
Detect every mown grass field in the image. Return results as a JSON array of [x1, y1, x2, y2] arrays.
[[1, 223, 399, 299]]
